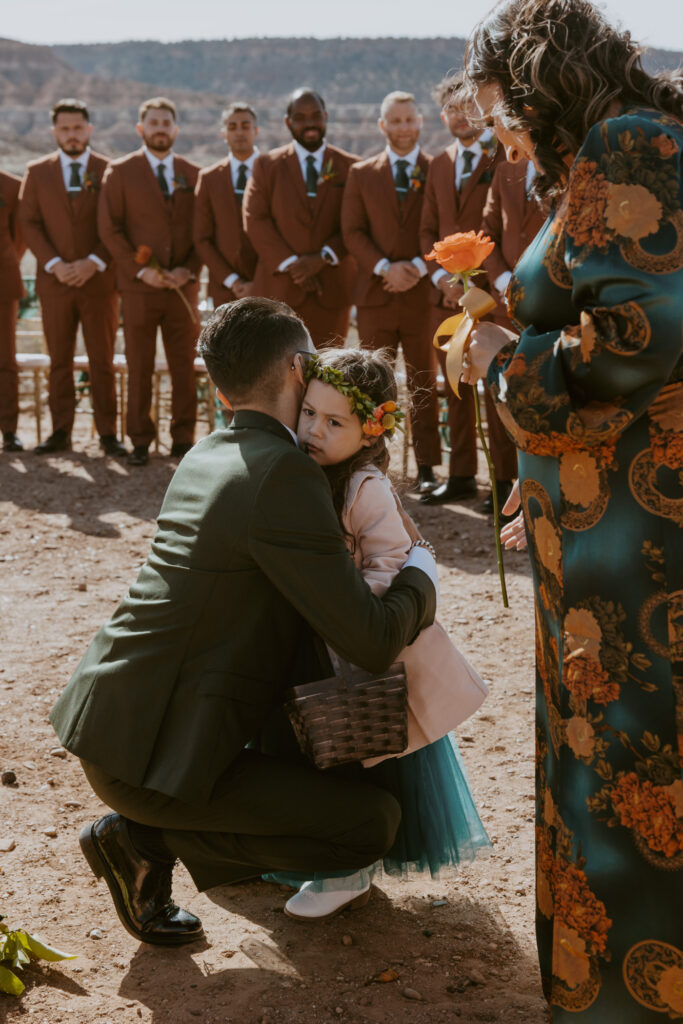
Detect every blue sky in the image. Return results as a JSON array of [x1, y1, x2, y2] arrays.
[[5, 0, 683, 52]]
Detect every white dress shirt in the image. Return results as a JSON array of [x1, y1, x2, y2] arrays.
[[223, 148, 259, 289], [373, 144, 427, 279], [277, 140, 338, 272], [492, 163, 539, 295], [45, 147, 106, 274], [143, 147, 175, 193], [431, 132, 491, 289]]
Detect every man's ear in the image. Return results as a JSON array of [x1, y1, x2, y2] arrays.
[[292, 352, 307, 388]]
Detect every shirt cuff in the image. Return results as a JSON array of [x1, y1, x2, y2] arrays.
[[321, 245, 339, 266], [224, 273, 239, 289], [494, 270, 513, 294], [431, 267, 447, 287], [403, 546, 440, 606], [136, 267, 146, 279], [88, 253, 107, 272], [278, 255, 298, 272], [373, 258, 390, 277], [45, 258, 61, 273], [411, 257, 428, 277]]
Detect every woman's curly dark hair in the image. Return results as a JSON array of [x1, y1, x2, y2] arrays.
[[463, 0, 683, 201], [309, 347, 398, 548]]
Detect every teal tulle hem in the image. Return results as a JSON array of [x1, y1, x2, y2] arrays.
[[265, 733, 490, 887]]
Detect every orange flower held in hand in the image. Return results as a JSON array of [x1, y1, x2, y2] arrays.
[[134, 244, 153, 266], [425, 230, 495, 276]]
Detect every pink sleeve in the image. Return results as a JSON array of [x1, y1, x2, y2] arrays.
[[345, 475, 412, 596]]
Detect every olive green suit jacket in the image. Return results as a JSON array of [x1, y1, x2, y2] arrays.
[[50, 411, 435, 803]]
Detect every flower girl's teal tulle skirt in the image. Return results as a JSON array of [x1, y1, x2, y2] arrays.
[[266, 733, 490, 886]]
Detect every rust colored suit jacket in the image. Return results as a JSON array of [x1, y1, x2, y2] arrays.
[[481, 159, 547, 284], [193, 156, 257, 305], [0, 171, 25, 302], [419, 140, 503, 312], [341, 150, 432, 309], [243, 142, 357, 311], [98, 149, 201, 294], [19, 151, 115, 296]]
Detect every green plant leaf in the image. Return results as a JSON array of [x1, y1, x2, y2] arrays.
[[0, 963, 24, 996], [16, 931, 77, 963]]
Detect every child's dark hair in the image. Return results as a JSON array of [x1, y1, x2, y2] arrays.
[[312, 347, 398, 546]]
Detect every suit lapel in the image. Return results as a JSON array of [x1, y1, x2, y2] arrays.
[[137, 150, 172, 219], [284, 145, 312, 218], [399, 150, 427, 222], [379, 152, 401, 220], [442, 145, 459, 223], [50, 153, 72, 219], [458, 146, 492, 208]]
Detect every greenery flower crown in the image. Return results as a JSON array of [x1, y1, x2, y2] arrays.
[[304, 355, 406, 437]]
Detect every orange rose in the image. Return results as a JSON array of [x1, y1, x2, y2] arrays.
[[134, 244, 153, 266], [657, 966, 683, 1014], [425, 230, 495, 275]]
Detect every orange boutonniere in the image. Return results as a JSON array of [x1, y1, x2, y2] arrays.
[[172, 173, 193, 192], [134, 245, 199, 325], [82, 171, 100, 193], [428, 231, 508, 607], [409, 165, 425, 192], [317, 159, 336, 185]]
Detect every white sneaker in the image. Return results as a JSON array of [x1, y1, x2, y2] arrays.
[[284, 878, 371, 921]]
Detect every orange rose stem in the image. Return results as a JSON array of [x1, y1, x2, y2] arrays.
[[472, 382, 508, 608], [171, 284, 199, 326]]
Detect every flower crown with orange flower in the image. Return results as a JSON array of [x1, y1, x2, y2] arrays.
[[304, 355, 406, 437]]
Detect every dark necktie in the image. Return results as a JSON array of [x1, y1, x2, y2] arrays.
[[459, 150, 475, 192], [395, 159, 410, 203], [305, 155, 318, 197], [235, 163, 248, 205], [68, 162, 81, 193], [157, 163, 170, 197]]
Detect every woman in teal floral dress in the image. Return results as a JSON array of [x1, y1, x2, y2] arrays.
[[461, 1, 683, 1019]]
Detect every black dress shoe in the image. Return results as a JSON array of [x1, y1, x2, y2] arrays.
[[170, 442, 193, 459], [128, 445, 149, 467], [34, 429, 71, 455], [480, 479, 514, 515], [100, 435, 128, 457], [420, 475, 477, 505], [414, 464, 439, 495], [79, 814, 203, 946], [2, 431, 23, 452]]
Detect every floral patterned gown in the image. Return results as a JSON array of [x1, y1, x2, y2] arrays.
[[487, 107, 683, 1021]]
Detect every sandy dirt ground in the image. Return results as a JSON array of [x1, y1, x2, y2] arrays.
[[0, 409, 548, 1024]]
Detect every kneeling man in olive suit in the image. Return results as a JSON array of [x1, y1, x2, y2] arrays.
[[49, 297, 437, 945]]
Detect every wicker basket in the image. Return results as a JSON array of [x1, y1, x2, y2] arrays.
[[285, 655, 408, 770]]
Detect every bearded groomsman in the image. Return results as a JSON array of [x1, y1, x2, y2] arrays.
[[99, 98, 201, 466], [420, 76, 517, 509], [19, 99, 123, 456], [242, 88, 356, 347], [0, 169, 25, 452], [342, 91, 441, 492], [194, 102, 259, 308]]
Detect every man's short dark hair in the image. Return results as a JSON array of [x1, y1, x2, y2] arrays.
[[434, 72, 464, 109], [51, 98, 90, 124], [286, 88, 326, 117], [221, 102, 258, 126], [198, 297, 309, 404]]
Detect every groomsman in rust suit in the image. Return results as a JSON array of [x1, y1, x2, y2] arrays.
[[420, 77, 515, 509], [342, 91, 441, 492], [243, 88, 356, 347], [99, 97, 201, 466], [481, 158, 546, 327], [0, 169, 25, 452], [194, 102, 259, 308], [19, 99, 123, 456]]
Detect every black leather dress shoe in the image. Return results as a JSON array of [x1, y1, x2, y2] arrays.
[[420, 475, 477, 505], [480, 479, 514, 515], [34, 429, 71, 454], [128, 445, 149, 467], [79, 814, 203, 946], [100, 435, 128, 457], [2, 432, 23, 452], [170, 442, 193, 459], [414, 465, 439, 495]]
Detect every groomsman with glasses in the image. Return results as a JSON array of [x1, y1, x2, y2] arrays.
[[420, 76, 515, 509], [341, 90, 442, 494], [243, 88, 357, 347], [98, 98, 201, 467], [19, 99, 123, 456], [194, 103, 259, 310]]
